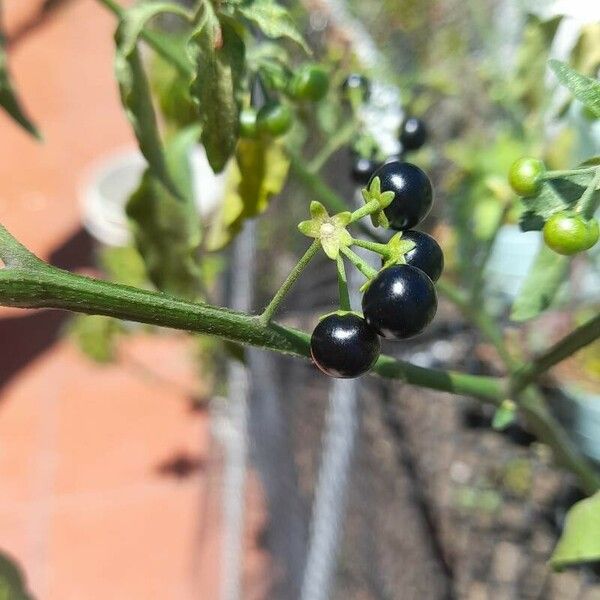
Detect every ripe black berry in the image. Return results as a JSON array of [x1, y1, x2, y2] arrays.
[[310, 313, 380, 378], [400, 117, 427, 151], [400, 230, 444, 282], [361, 265, 437, 339], [368, 161, 433, 230], [352, 157, 380, 185]]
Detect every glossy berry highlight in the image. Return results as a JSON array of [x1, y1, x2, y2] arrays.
[[543, 212, 599, 255], [508, 157, 545, 197], [368, 161, 433, 230], [400, 117, 427, 151], [362, 265, 437, 340], [352, 157, 380, 185], [310, 313, 380, 378], [342, 74, 370, 103]]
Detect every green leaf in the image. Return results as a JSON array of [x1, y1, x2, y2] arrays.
[[0, 29, 40, 138], [114, 3, 191, 197], [0, 550, 35, 600], [236, 0, 309, 54], [208, 138, 289, 249], [69, 314, 124, 364], [188, 7, 245, 173], [519, 172, 600, 232], [551, 492, 600, 569], [510, 244, 569, 321], [126, 126, 203, 298], [549, 59, 600, 118]]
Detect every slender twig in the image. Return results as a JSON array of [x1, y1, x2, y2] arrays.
[[340, 247, 378, 279], [511, 313, 600, 395], [542, 166, 598, 180], [307, 120, 357, 173], [576, 166, 600, 220], [259, 239, 321, 325], [336, 255, 351, 311], [350, 200, 380, 223]]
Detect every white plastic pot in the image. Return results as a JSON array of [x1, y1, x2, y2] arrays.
[[79, 146, 227, 246]]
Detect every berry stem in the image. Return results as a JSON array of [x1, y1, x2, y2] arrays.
[[259, 239, 321, 325], [351, 237, 389, 257], [308, 120, 358, 173], [542, 165, 598, 180], [340, 246, 378, 279], [575, 166, 600, 219], [350, 200, 380, 223], [336, 255, 352, 311]]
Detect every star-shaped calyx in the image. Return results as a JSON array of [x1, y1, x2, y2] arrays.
[[381, 232, 416, 268], [298, 201, 352, 259], [361, 176, 396, 228]]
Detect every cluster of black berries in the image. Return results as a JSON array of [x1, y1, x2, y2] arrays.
[[310, 161, 444, 379]]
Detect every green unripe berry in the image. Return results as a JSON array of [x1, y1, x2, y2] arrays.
[[543, 212, 599, 255], [508, 157, 545, 197], [239, 108, 258, 138], [256, 101, 293, 137], [289, 65, 329, 102]]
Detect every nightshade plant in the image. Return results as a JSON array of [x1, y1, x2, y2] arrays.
[[0, 0, 599, 571]]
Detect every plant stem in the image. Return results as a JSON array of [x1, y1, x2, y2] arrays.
[[511, 313, 600, 395], [259, 239, 321, 325], [437, 279, 519, 371], [336, 256, 351, 311], [351, 237, 389, 256], [308, 120, 357, 173], [95, 0, 194, 78], [543, 166, 599, 180], [576, 167, 600, 220], [340, 247, 378, 279], [350, 200, 380, 223]]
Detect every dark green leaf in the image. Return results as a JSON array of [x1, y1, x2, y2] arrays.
[[518, 173, 599, 232], [236, 0, 309, 53], [549, 59, 600, 117], [510, 244, 569, 321], [188, 7, 245, 173], [551, 492, 600, 569], [0, 29, 40, 138], [0, 550, 35, 600], [114, 3, 191, 196], [126, 126, 203, 298]]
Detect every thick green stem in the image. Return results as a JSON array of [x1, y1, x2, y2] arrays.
[[95, 0, 193, 78], [259, 239, 320, 325], [336, 255, 351, 311], [511, 313, 600, 395], [340, 246, 378, 279], [576, 167, 600, 220]]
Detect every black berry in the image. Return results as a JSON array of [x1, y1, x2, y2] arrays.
[[400, 117, 427, 151], [310, 313, 380, 378], [352, 157, 380, 185], [342, 74, 370, 103], [361, 265, 437, 339], [368, 161, 433, 230], [400, 230, 444, 282]]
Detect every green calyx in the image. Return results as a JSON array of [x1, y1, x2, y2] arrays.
[[381, 232, 417, 268], [361, 176, 396, 228], [298, 201, 352, 259]]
